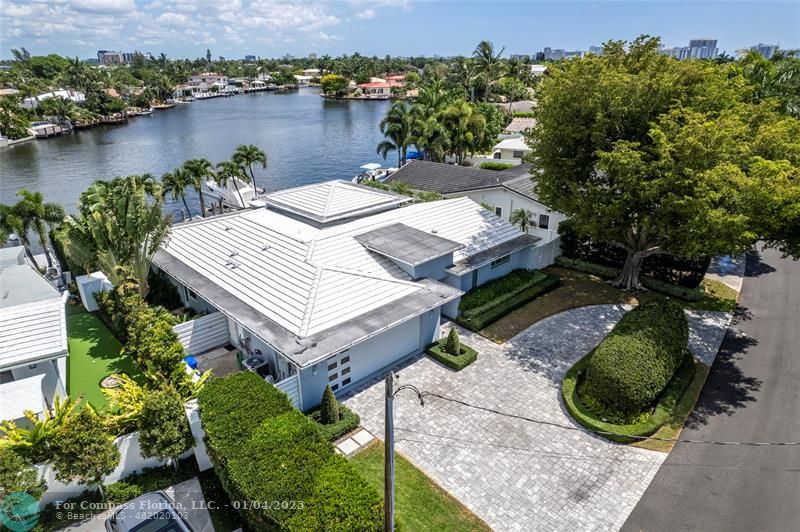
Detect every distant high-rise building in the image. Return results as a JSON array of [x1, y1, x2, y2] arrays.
[[510, 54, 531, 61], [542, 47, 584, 60], [244, 55, 257, 62], [122, 52, 134, 64], [750, 43, 778, 59], [662, 39, 718, 60], [97, 50, 123, 65], [308, 53, 317, 60], [588, 46, 603, 56]]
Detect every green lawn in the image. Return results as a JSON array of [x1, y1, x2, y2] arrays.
[[350, 442, 490, 532], [66, 304, 142, 410]]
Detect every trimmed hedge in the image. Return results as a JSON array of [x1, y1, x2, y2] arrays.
[[426, 340, 478, 371], [584, 299, 689, 415], [479, 162, 515, 171], [563, 350, 696, 443], [198, 372, 383, 531], [457, 271, 560, 331], [309, 403, 361, 441], [557, 219, 710, 288], [554, 256, 704, 301]]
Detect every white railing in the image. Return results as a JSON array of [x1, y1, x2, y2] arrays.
[[173, 312, 229, 356]]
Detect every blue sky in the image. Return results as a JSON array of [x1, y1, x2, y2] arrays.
[[1, 1, 798, 60]]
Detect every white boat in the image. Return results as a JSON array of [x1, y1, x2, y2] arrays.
[[352, 163, 396, 184]]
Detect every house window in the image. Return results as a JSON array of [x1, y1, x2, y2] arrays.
[[184, 286, 197, 302], [491, 255, 511, 269], [513, 150, 525, 159], [538, 214, 550, 230], [494, 206, 503, 217]]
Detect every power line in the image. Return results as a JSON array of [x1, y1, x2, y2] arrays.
[[415, 391, 800, 447]]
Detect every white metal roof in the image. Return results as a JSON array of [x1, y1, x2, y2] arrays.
[[494, 137, 532, 151], [0, 374, 46, 420], [159, 192, 526, 341], [262, 180, 409, 224], [0, 265, 68, 368]]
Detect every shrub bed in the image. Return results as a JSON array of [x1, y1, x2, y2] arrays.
[[554, 256, 704, 301], [562, 349, 696, 443], [479, 161, 515, 171], [584, 299, 689, 415], [309, 403, 361, 441], [426, 340, 478, 371], [457, 270, 560, 331], [198, 372, 383, 531]]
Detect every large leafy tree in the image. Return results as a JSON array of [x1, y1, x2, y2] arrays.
[[232, 144, 268, 194], [0, 447, 46, 499], [438, 100, 487, 164], [527, 36, 800, 289], [138, 388, 193, 465]]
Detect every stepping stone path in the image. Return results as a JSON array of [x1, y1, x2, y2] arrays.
[[335, 428, 375, 455]]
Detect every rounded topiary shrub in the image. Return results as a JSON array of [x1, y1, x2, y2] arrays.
[[583, 298, 688, 415]]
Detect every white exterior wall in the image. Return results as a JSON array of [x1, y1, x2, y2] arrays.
[[36, 432, 194, 506], [445, 188, 566, 243]]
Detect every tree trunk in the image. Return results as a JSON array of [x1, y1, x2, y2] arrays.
[[37, 228, 54, 268], [182, 196, 192, 219], [19, 236, 39, 268], [615, 249, 647, 290], [248, 165, 259, 195], [232, 179, 245, 208], [198, 190, 207, 217]]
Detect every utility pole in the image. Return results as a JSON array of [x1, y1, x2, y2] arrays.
[[383, 373, 425, 532], [384, 373, 395, 532]]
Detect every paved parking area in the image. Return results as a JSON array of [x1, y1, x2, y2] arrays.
[[344, 304, 729, 531]]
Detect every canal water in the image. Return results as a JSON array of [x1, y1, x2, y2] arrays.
[[1, 87, 391, 216]]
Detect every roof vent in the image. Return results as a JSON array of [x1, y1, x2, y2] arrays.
[[223, 224, 233, 231], [225, 260, 241, 269], [262, 243, 270, 251], [431, 228, 438, 234], [228, 250, 239, 257]]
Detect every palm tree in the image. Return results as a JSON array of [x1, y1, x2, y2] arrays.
[[449, 57, 479, 101], [182, 158, 214, 217], [0, 203, 37, 265], [232, 144, 268, 194], [60, 176, 170, 297], [473, 40, 505, 101], [439, 101, 487, 164], [377, 102, 414, 167], [161, 168, 194, 219], [510, 208, 535, 232], [215, 160, 250, 208], [6, 190, 65, 268], [413, 115, 449, 162]]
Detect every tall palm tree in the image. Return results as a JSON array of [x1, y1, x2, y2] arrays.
[[182, 158, 214, 217], [11, 190, 65, 268], [473, 40, 505, 101], [161, 168, 194, 219], [413, 115, 449, 162], [449, 57, 479, 101], [510, 208, 535, 232], [0, 203, 37, 265], [377, 102, 414, 167], [439, 101, 486, 164], [232, 144, 268, 194], [215, 160, 250, 208]]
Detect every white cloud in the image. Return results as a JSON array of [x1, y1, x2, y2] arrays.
[[70, 0, 135, 14], [355, 8, 375, 20], [156, 12, 189, 26]]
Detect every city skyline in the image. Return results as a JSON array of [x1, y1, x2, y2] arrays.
[[2, 1, 798, 60]]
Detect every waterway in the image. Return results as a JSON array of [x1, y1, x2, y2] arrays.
[[1, 88, 392, 216]]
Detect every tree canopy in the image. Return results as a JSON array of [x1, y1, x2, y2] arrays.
[[526, 36, 800, 289]]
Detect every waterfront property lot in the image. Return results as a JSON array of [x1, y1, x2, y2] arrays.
[[344, 305, 729, 531], [66, 305, 142, 410]]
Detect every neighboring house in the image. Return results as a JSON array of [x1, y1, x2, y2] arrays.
[[152, 180, 539, 409], [0, 247, 68, 423], [22, 89, 86, 109], [356, 79, 404, 96], [385, 160, 566, 244], [492, 136, 533, 163], [530, 64, 548, 76], [188, 73, 229, 86], [504, 117, 536, 135]]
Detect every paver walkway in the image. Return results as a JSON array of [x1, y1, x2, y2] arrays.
[[344, 304, 729, 531]]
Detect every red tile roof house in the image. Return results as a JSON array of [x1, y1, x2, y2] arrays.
[[356, 79, 405, 97]]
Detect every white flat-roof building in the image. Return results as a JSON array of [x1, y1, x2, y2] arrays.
[[154, 180, 540, 410], [0, 247, 68, 423], [22, 89, 86, 109]]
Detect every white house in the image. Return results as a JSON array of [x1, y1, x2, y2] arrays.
[[385, 160, 567, 244], [492, 136, 533, 164], [0, 247, 68, 423], [152, 180, 539, 410], [22, 89, 86, 109]]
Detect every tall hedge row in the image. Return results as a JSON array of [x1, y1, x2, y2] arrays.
[[558, 219, 710, 288], [198, 372, 383, 531], [584, 299, 689, 415]]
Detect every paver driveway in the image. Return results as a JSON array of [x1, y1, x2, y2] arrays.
[[343, 304, 729, 531]]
